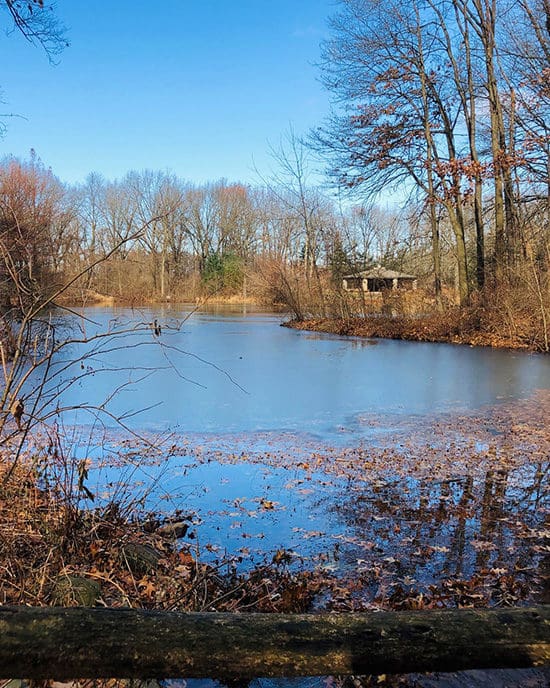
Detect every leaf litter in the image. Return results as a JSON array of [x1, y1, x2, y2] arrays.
[[85, 388, 550, 611]]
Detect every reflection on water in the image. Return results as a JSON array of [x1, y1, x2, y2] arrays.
[[327, 465, 548, 602], [91, 395, 549, 608], [302, 333, 380, 347]]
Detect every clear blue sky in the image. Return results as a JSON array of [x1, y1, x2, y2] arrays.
[[0, 0, 334, 185]]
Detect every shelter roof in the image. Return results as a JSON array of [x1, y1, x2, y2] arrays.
[[342, 266, 416, 280]]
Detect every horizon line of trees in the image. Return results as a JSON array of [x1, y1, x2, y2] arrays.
[[0, 138, 547, 318], [0, 150, 444, 310]]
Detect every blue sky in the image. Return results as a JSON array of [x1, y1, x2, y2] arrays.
[[0, 1, 334, 185]]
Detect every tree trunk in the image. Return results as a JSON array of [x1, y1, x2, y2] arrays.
[[447, 206, 470, 305], [0, 606, 548, 679], [473, 0, 512, 276], [429, 198, 443, 310]]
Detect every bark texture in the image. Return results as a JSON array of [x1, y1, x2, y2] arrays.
[[0, 606, 548, 679]]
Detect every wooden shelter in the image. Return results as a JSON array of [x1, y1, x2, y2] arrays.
[[343, 266, 417, 293]]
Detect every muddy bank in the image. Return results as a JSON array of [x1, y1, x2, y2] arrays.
[[284, 314, 548, 353]]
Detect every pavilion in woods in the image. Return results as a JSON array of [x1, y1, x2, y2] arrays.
[[342, 266, 417, 293]]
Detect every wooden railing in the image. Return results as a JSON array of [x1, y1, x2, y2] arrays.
[[0, 606, 548, 679]]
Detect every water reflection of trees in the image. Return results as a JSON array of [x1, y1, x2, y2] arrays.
[[325, 464, 548, 603]]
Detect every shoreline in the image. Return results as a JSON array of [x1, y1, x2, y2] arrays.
[[58, 291, 266, 308], [55, 292, 548, 353], [283, 315, 547, 354]]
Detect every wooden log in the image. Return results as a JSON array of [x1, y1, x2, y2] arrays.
[[0, 606, 548, 680]]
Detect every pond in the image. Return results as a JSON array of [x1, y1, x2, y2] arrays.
[[56, 304, 549, 440], [49, 304, 550, 608]]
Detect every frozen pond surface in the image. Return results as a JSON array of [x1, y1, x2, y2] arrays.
[[57, 304, 550, 440], [51, 306, 548, 587]]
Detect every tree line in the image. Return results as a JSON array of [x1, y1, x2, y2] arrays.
[[0, 148, 431, 313], [0, 0, 548, 336]]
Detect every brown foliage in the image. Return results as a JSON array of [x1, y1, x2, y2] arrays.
[[0, 443, 330, 614], [286, 277, 550, 353], [0, 157, 67, 307]]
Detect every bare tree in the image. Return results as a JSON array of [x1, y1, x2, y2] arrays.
[[0, 1, 67, 137], [0, 167, 166, 476], [0, 0, 67, 56], [262, 129, 329, 316], [315, 0, 472, 302]]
